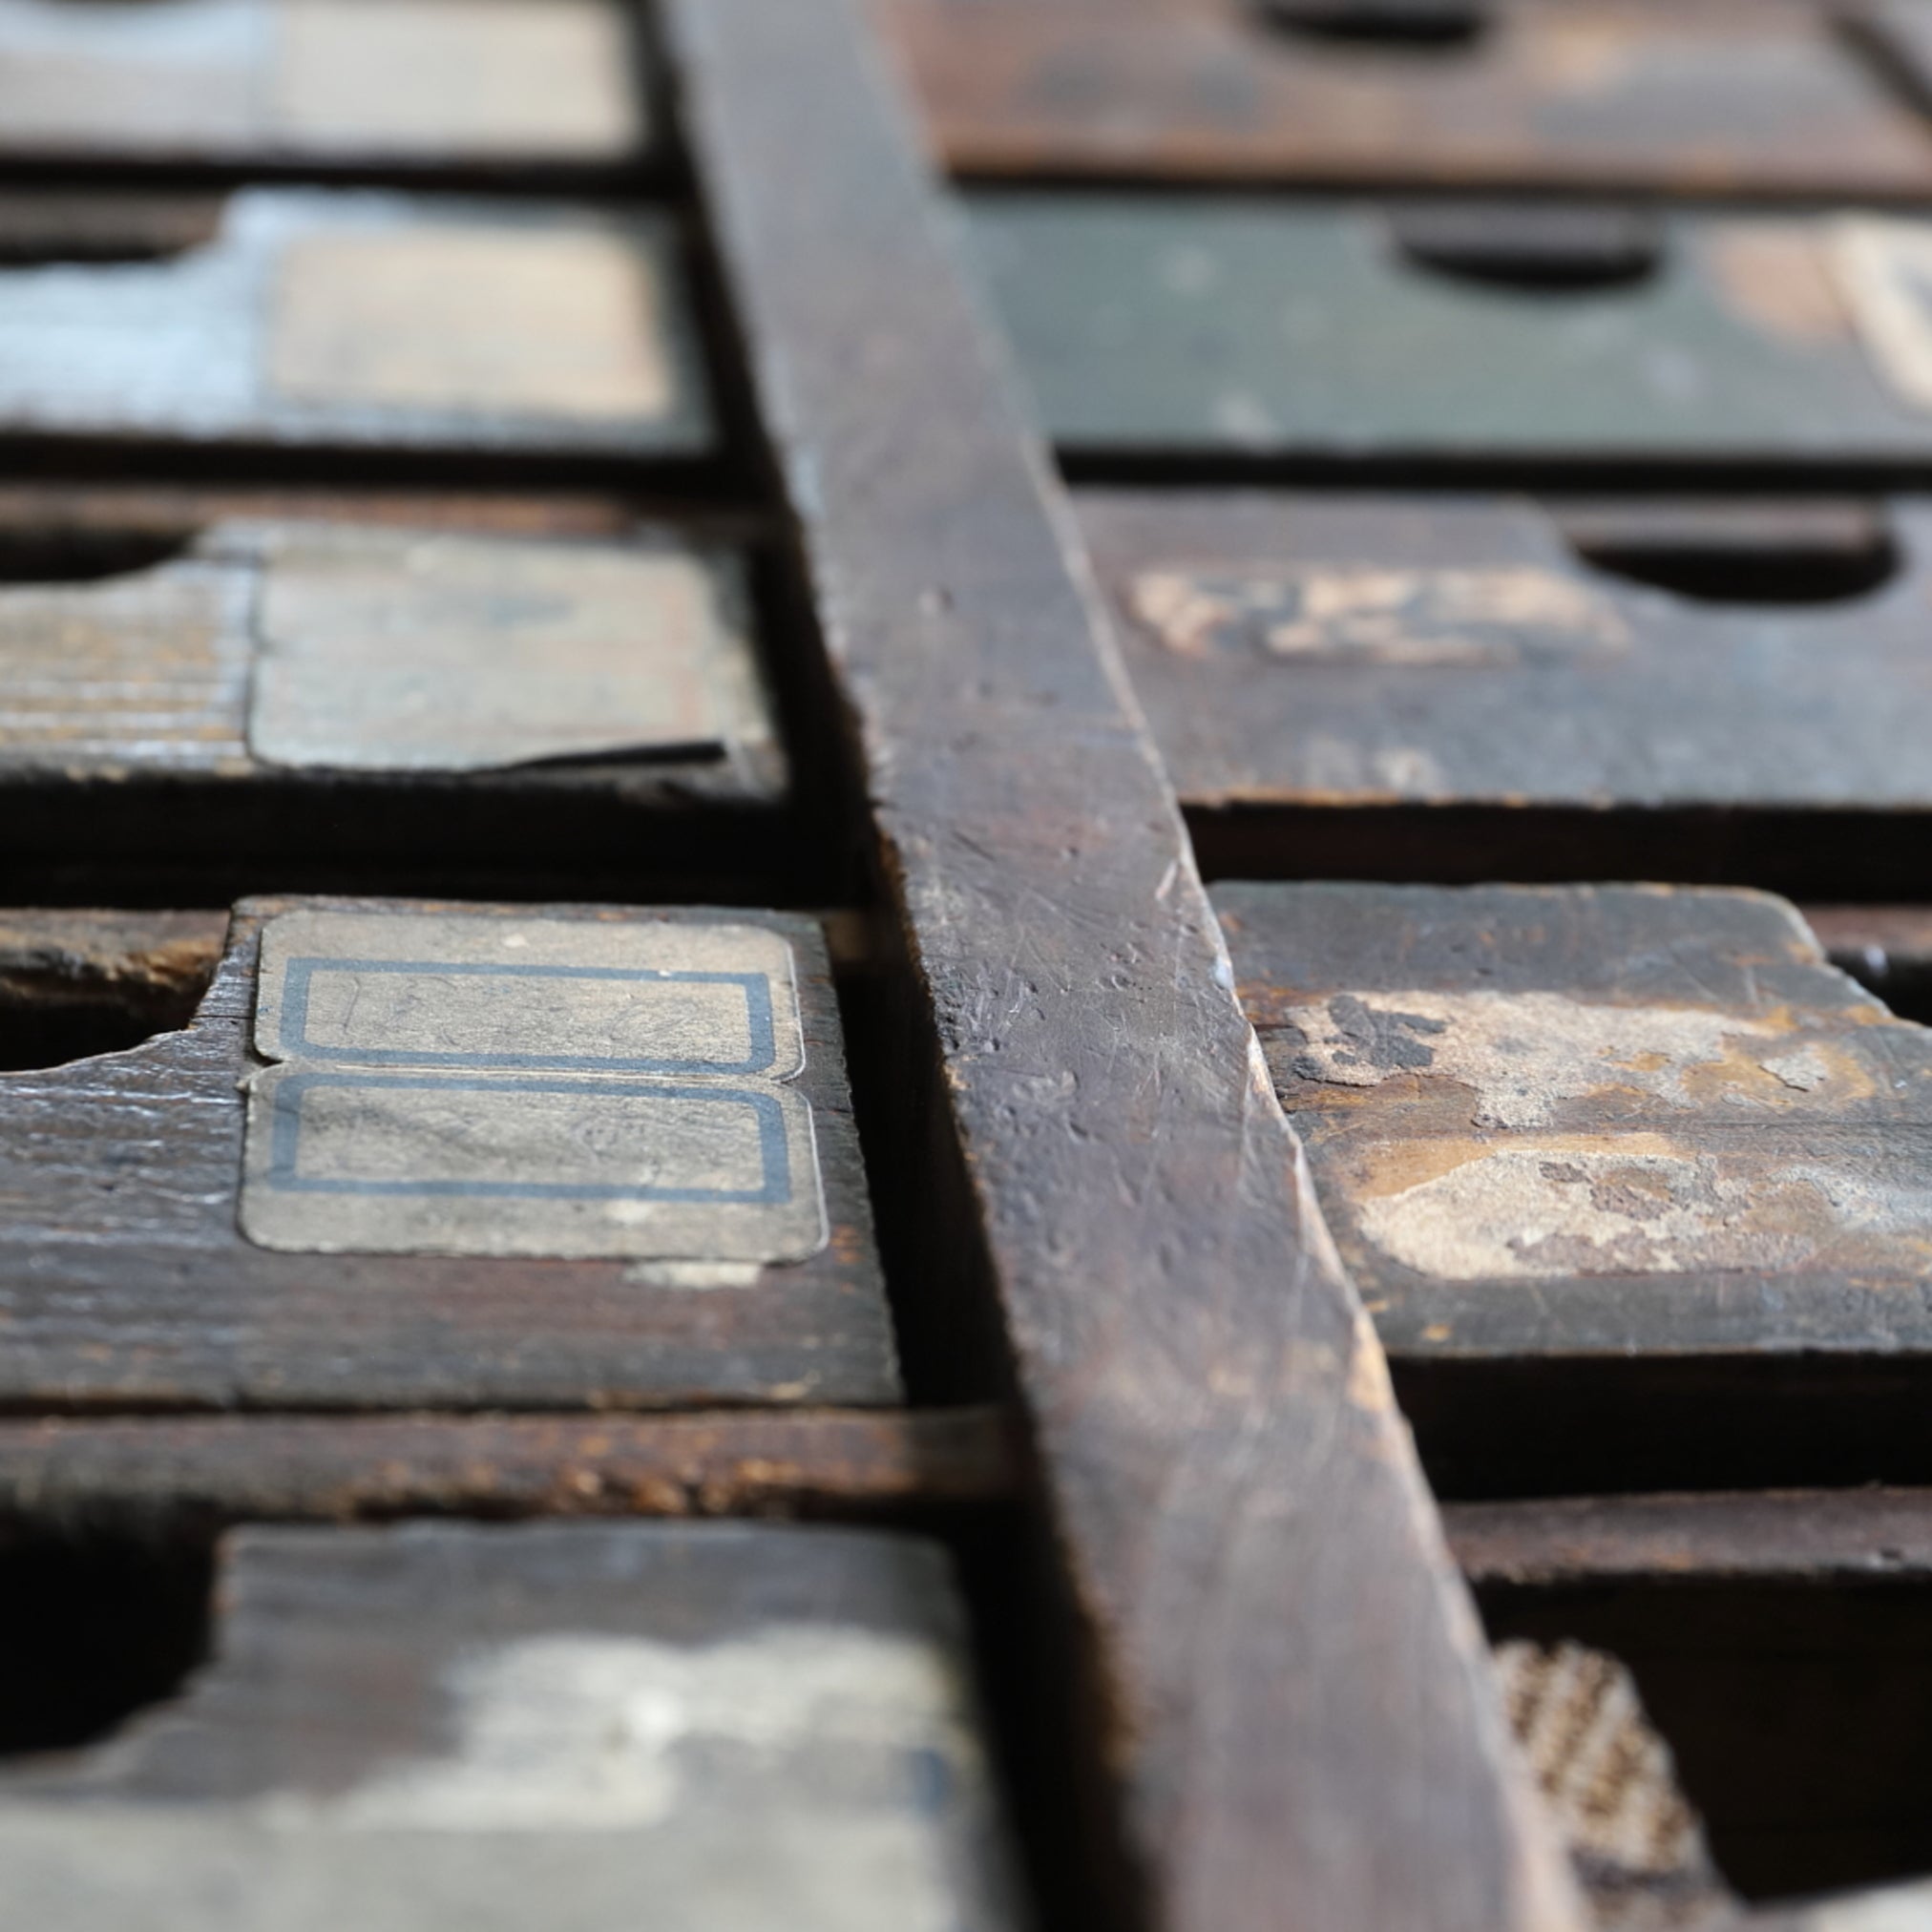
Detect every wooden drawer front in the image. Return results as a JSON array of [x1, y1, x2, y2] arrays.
[[0, 897, 899, 1411], [0, 1521, 1026, 1931], [0, 192, 710, 460], [0, 0, 648, 173], [1077, 489, 1930, 878], [890, 0, 1932, 197], [971, 200, 1932, 463]]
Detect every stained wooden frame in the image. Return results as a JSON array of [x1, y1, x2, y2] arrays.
[[662, 3, 1583, 1926]]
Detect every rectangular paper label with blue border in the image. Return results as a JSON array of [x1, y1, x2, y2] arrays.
[[240, 910, 825, 1261]]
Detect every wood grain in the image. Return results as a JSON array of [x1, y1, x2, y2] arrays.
[[0, 1406, 1019, 1529], [0, 897, 900, 1412], [665, 3, 1585, 1927], [1448, 1490, 1932, 1587]]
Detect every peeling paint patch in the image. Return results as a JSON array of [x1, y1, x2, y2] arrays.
[[1354, 1140, 1821, 1279], [1128, 563, 1628, 665], [1280, 989, 1870, 1127], [328, 1628, 982, 1831], [1760, 1045, 1831, 1092], [1345, 1133, 1932, 1280]]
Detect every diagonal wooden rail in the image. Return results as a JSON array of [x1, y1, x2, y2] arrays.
[[662, 2, 1586, 1925]]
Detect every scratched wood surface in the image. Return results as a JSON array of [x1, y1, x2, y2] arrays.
[[0, 190, 711, 463], [970, 200, 1932, 466], [0, 0, 649, 175], [0, 1521, 1029, 1931], [667, 3, 1585, 1928], [883, 0, 1932, 196], [0, 897, 898, 1411]]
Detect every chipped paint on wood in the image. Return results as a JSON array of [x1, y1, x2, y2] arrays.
[[1218, 884, 1932, 1332], [1129, 564, 1628, 666], [1275, 989, 1885, 1129], [1341, 1135, 1932, 1282]]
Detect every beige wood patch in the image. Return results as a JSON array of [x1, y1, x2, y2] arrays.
[[269, 226, 677, 421], [271, 0, 641, 159], [241, 911, 826, 1262], [1834, 217, 1932, 414], [247, 531, 732, 771], [1130, 564, 1628, 665]]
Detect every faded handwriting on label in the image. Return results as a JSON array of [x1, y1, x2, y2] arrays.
[[1129, 564, 1628, 665], [240, 911, 825, 1263]]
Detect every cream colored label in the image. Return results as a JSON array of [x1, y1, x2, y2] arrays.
[[1834, 217, 1932, 414], [271, 0, 641, 159], [269, 226, 677, 421], [241, 911, 824, 1262], [1130, 563, 1628, 665], [246, 531, 732, 771]]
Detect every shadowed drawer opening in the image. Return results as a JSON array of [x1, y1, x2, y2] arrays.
[[1481, 1576, 1932, 1906], [0, 1529, 215, 1754]]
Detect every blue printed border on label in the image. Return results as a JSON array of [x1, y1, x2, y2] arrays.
[[262, 1072, 794, 1205], [278, 958, 779, 1075]]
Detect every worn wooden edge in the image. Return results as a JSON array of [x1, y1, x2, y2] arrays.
[[1447, 1490, 1932, 1588], [663, 4, 1586, 1928], [0, 1407, 1020, 1532], [0, 909, 228, 1016]]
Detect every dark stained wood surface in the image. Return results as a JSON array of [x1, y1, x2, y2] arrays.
[[968, 200, 1932, 466], [1448, 1489, 1932, 1586], [882, 0, 1932, 196], [1077, 490, 1932, 811], [0, 897, 900, 1412], [665, 2, 1586, 1926], [1073, 490, 1932, 891], [0, 1521, 1030, 1930], [0, 1407, 1019, 1529]]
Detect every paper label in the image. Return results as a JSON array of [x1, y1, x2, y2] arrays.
[[240, 911, 825, 1262], [269, 226, 678, 422], [245, 531, 734, 771], [271, 0, 641, 159]]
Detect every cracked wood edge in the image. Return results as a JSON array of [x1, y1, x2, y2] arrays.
[[661, 3, 1586, 1926]]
